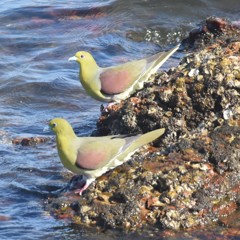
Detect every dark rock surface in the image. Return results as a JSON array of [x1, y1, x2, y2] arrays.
[[45, 17, 239, 233], [12, 136, 51, 146]]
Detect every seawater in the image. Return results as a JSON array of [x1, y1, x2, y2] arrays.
[[0, 0, 239, 239]]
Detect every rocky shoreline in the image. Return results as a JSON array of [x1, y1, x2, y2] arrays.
[[14, 17, 240, 235]]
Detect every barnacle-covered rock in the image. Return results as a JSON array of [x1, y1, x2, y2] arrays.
[[46, 17, 240, 235]]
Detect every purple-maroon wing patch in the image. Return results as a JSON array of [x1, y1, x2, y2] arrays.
[[100, 68, 133, 94], [76, 150, 108, 170]]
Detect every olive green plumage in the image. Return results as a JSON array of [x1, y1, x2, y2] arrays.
[[49, 118, 165, 193], [68, 44, 179, 102]]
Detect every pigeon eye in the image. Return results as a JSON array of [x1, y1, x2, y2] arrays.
[[52, 123, 57, 128]]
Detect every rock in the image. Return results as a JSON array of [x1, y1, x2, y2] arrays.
[[12, 136, 51, 146], [46, 17, 240, 235]]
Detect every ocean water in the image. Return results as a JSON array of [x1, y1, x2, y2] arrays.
[[0, 0, 239, 239]]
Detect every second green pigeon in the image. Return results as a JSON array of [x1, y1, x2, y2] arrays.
[[49, 118, 165, 194], [68, 44, 180, 102]]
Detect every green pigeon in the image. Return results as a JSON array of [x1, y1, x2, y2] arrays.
[[49, 118, 165, 194], [68, 44, 180, 102]]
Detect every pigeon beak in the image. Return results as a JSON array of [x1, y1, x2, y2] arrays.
[[68, 56, 78, 61]]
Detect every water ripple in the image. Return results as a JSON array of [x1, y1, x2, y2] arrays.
[[0, 1, 239, 239]]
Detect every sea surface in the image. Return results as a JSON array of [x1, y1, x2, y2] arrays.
[[0, 0, 239, 239]]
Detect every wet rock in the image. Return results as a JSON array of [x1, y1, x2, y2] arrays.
[[46, 17, 240, 234], [12, 136, 51, 146], [182, 16, 240, 49]]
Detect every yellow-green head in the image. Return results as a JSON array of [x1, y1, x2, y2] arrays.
[[68, 51, 98, 69], [49, 118, 76, 137], [68, 51, 104, 101]]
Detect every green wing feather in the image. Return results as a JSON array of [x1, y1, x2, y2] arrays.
[[118, 128, 165, 161]]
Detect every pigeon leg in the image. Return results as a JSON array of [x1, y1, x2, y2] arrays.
[[74, 178, 95, 195]]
